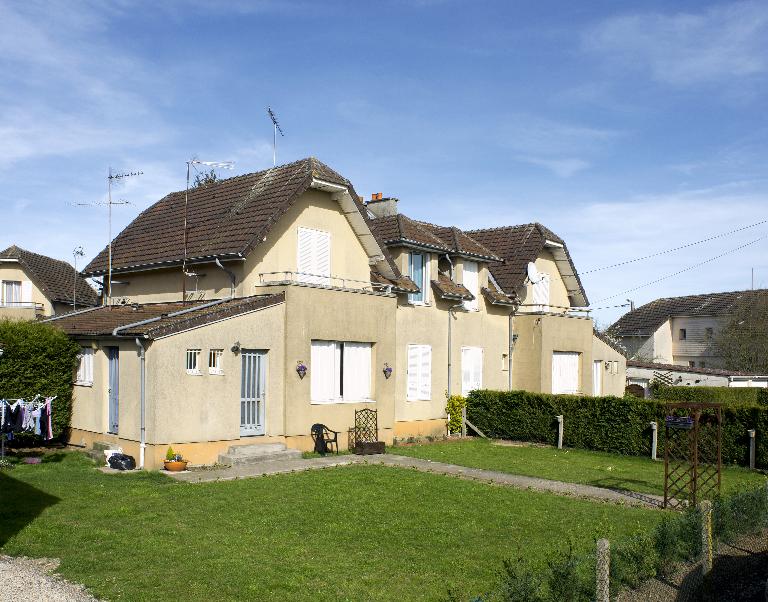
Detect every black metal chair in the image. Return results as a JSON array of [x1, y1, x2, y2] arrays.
[[310, 423, 339, 455]]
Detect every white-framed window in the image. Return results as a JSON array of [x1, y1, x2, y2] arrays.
[[462, 261, 479, 311], [310, 340, 372, 403], [297, 226, 331, 285], [407, 344, 432, 400], [532, 273, 551, 312], [208, 349, 224, 375], [407, 252, 430, 304], [461, 346, 483, 396], [679, 328, 687, 340], [611, 361, 619, 375], [75, 347, 94, 386], [1, 280, 21, 305], [185, 349, 201, 375], [552, 351, 580, 394]]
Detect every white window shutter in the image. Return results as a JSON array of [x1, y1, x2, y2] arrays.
[[592, 360, 602, 396], [311, 340, 336, 401], [315, 230, 331, 286], [343, 342, 371, 401], [419, 345, 432, 400], [461, 347, 483, 396], [407, 345, 420, 400], [462, 262, 478, 311], [21, 280, 32, 303], [533, 273, 550, 311], [552, 352, 579, 394], [297, 227, 314, 284]]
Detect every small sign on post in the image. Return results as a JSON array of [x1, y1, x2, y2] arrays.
[[556, 415, 564, 449]]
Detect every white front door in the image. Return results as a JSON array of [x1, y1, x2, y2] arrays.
[[461, 346, 483, 396], [593, 360, 602, 396], [241, 350, 266, 436], [552, 351, 580, 394]]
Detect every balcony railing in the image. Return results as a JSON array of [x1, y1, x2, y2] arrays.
[[516, 303, 590, 316], [0, 301, 44, 311], [258, 271, 393, 294]]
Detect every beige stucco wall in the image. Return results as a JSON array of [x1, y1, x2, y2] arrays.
[[670, 316, 724, 367], [388, 249, 510, 437], [0, 263, 53, 316], [110, 188, 374, 304], [516, 251, 571, 310], [591, 335, 627, 396], [651, 322, 673, 363]]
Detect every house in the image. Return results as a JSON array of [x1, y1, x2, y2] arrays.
[[625, 360, 768, 398], [46, 158, 625, 469], [609, 289, 768, 369], [0, 245, 98, 320]]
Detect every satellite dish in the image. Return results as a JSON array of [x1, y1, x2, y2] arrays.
[[527, 262, 542, 283]]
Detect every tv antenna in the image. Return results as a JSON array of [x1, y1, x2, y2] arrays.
[[72, 246, 85, 310], [73, 167, 142, 303], [183, 159, 234, 302], [267, 107, 284, 167]]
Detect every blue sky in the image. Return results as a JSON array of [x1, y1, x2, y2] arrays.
[[2, 0, 767, 326]]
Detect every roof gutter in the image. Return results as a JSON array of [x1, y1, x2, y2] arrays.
[[111, 298, 226, 337]]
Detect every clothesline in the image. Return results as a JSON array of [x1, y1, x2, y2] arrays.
[[0, 395, 56, 459]]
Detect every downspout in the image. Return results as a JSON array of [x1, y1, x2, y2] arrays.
[[135, 338, 146, 469], [215, 258, 237, 298], [508, 303, 519, 391], [444, 254, 455, 280], [447, 302, 463, 434]]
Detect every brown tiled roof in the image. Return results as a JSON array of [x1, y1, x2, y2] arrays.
[[369, 215, 451, 252], [481, 287, 518, 306], [626, 359, 761, 377], [610, 289, 768, 337], [431, 273, 474, 301], [46, 294, 285, 339], [415, 221, 501, 261], [467, 223, 588, 306], [0, 245, 98, 306], [370, 271, 420, 293], [83, 158, 401, 282]]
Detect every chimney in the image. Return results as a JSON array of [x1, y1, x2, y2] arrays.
[[366, 193, 399, 218]]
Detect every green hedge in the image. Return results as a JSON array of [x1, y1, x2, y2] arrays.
[[466, 390, 768, 468], [0, 319, 80, 442], [654, 384, 768, 405]]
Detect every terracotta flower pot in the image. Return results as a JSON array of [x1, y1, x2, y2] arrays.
[[163, 460, 188, 472]]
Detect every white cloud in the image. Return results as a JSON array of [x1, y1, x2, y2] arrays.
[[516, 157, 590, 178], [586, 2, 768, 86]]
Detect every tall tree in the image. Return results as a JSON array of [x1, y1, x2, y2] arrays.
[[713, 293, 768, 373]]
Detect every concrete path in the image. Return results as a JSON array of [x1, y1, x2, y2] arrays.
[[165, 453, 666, 508]]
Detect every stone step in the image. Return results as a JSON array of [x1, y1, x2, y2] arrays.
[[218, 443, 302, 466]]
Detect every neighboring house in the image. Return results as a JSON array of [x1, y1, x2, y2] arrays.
[[625, 360, 768, 398], [610, 289, 768, 369], [0, 245, 98, 320], [46, 158, 625, 469]]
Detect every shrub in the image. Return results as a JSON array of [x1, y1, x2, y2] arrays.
[[654, 384, 768, 406], [466, 389, 768, 468], [0, 319, 80, 443], [445, 395, 467, 435], [166, 447, 176, 461]]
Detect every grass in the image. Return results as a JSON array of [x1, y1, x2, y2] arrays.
[[391, 439, 767, 496], [0, 452, 662, 601]]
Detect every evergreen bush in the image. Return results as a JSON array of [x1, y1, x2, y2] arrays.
[[654, 384, 768, 405], [0, 319, 79, 442]]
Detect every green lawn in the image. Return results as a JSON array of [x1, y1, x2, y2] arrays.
[[1, 452, 661, 601], [391, 439, 767, 496]]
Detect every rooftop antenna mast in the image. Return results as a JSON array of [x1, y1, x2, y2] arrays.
[[267, 107, 284, 167], [73, 246, 85, 310], [183, 159, 234, 303]]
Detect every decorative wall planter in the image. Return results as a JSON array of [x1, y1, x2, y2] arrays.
[[383, 363, 393, 379], [296, 361, 308, 379]]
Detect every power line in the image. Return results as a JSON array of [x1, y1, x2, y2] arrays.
[[582, 218, 768, 275], [593, 235, 767, 304]]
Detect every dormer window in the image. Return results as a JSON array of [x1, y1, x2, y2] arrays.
[[408, 252, 429, 304]]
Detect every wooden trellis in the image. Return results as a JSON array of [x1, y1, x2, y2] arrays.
[[664, 402, 722, 509]]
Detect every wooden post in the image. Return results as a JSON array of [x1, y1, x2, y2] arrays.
[[650, 421, 658, 461], [556, 415, 563, 449], [596, 538, 610, 602], [748, 429, 756, 470], [461, 406, 467, 438], [699, 500, 713, 577]]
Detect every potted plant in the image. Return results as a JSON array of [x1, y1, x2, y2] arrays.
[[163, 446, 188, 472]]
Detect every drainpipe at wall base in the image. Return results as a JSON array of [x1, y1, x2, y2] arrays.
[[447, 303, 464, 435], [135, 338, 146, 469], [508, 305, 519, 391]]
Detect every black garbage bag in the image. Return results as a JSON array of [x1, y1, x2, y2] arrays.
[[108, 453, 136, 471]]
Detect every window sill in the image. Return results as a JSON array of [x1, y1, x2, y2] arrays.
[[74, 382, 93, 388], [186, 371, 202, 376], [406, 398, 431, 402], [310, 399, 376, 405], [208, 370, 224, 376], [406, 301, 431, 307]]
